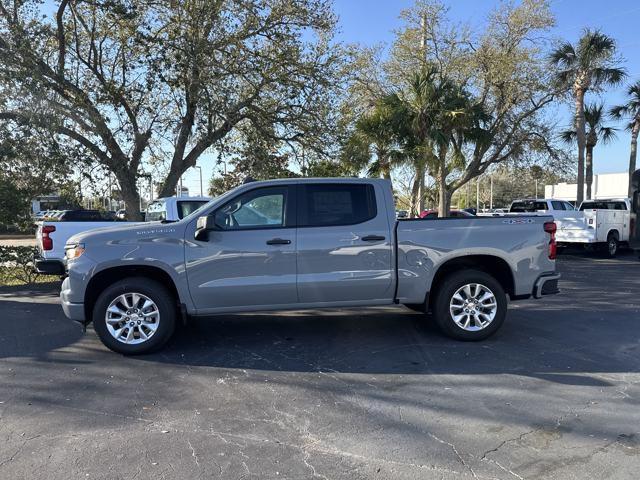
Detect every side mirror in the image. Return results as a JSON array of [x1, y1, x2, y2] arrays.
[[194, 215, 217, 241]]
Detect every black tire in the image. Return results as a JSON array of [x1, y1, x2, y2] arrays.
[[432, 269, 507, 341], [92, 277, 176, 355], [602, 233, 619, 258]]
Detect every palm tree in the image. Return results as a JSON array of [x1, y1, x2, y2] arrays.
[[549, 29, 626, 204], [342, 96, 405, 182], [610, 81, 640, 197], [560, 103, 617, 199], [395, 68, 482, 216]]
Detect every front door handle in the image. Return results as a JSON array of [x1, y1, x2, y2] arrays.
[[361, 235, 385, 242], [266, 238, 291, 245]]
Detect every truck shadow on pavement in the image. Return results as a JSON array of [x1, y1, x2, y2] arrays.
[[0, 251, 637, 383]]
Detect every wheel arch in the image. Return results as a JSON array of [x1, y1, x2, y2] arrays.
[[607, 228, 620, 240], [427, 255, 514, 312], [84, 265, 182, 324]]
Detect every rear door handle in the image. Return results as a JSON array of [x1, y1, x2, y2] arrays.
[[266, 238, 291, 245], [361, 235, 385, 242]]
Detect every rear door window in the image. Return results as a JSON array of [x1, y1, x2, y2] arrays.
[[551, 201, 565, 210], [298, 184, 377, 227]]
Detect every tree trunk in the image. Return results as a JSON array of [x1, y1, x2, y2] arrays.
[[629, 122, 639, 198], [158, 161, 184, 198], [409, 163, 425, 218], [418, 169, 426, 213], [436, 146, 449, 217], [116, 170, 143, 221], [437, 174, 451, 217], [585, 145, 594, 200], [574, 89, 586, 205]]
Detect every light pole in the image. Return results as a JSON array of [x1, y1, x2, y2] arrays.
[[490, 175, 493, 211], [193, 166, 203, 197]]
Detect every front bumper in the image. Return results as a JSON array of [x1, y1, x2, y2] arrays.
[[60, 276, 86, 324], [533, 273, 561, 299]]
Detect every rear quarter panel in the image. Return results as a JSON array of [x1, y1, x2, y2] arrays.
[[396, 216, 555, 303]]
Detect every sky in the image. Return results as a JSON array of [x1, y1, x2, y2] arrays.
[[186, 0, 640, 194]]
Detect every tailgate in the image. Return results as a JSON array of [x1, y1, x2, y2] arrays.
[[556, 212, 595, 243], [555, 213, 586, 231]]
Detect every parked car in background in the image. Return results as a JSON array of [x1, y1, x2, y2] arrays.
[[509, 198, 577, 215], [555, 198, 631, 257], [60, 178, 559, 355], [145, 196, 211, 222], [34, 198, 207, 276], [419, 209, 475, 219]]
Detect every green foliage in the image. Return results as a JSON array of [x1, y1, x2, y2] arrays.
[[0, 246, 56, 286], [549, 28, 625, 202], [343, 0, 561, 216], [0, 0, 349, 216]]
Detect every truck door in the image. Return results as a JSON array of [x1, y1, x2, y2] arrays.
[[185, 185, 297, 312], [295, 182, 393, 304]]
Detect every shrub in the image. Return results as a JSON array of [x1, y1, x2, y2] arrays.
[[0, 245, 49, 285]]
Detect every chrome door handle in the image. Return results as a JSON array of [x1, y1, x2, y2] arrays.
[[266, 238, 291, 245], [361, 235, 385, 242]]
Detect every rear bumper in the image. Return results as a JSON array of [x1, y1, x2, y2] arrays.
[[533, 273, 561, 299], [34, 257, 65, 276], [60, 276, 86, 324], [556, 230, 596, 244]]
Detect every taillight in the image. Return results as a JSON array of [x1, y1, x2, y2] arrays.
[[544, 221, 556, 260], [41, 225, 55, 251]]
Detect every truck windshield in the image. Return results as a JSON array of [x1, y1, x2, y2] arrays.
[[145, 201, 167, 221], [509, 201, 547, 212]]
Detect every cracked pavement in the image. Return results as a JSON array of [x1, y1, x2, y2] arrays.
[[1, 251, 639, 479]]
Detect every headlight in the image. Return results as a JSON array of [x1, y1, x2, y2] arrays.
[[65, 243, 85, 260]]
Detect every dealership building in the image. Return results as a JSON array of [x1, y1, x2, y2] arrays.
[[544, 172, 629, 202]]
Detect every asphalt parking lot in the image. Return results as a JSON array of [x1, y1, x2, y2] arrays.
[[1, 251, 639, 480]]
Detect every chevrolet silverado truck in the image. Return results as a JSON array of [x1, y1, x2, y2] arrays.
[[60, 178, 560, 355]]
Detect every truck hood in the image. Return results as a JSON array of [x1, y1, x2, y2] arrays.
[[67, 221, 185, 246]]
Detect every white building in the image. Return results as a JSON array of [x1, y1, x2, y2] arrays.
[[544, 172, 629, 202]]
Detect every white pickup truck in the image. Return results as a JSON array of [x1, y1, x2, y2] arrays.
[[555, 198, 631, 257], [35, 197, 210, 275], [508, 198, 578, 218]]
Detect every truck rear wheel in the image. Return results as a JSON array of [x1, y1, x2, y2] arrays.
[[602, 233, 619, 258], [432, 270, 507, 341], [92, 277, 176, 355]]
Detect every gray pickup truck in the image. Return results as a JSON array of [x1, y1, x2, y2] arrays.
[[60, 178, 560, 354]]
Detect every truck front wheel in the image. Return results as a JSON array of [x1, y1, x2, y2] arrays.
[[92, 277, 177, 355], [432, 270, 507, 341]]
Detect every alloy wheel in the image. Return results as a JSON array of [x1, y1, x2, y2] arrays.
[[105, 292, 160, 344], [449, 283, 497, 331]]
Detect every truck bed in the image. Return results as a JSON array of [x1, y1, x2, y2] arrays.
[[395, 215, 556, 303]]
